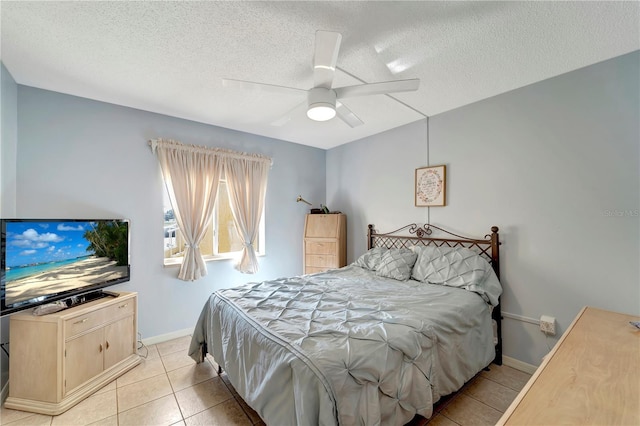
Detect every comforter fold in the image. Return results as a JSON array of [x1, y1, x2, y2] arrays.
[[189, 265, 496, 426]]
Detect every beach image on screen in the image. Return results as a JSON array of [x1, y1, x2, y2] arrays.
[[4, 220, 129, 306]]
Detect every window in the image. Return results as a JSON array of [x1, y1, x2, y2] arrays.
[[152, 138, 270, 276], [163, 178, 265, 265]]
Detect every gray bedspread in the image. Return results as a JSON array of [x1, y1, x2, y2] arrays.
[[189, 265, 496, 426]]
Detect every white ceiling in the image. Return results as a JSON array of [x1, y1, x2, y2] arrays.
[[1, 1, 638, 150]]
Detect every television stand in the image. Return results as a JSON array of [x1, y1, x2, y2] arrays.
[[5, 291, 139, 415]]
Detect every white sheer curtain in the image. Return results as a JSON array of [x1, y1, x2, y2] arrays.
[[153, 139, 222, 281], [224, 156, 270, 274]]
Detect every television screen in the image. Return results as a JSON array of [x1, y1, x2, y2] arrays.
[[1, 219, 130, 316]]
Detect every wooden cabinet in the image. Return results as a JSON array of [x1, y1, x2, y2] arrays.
[[303, 214, 346, 274], [5, 292, 140, 415], [497, 306, 640, 425]]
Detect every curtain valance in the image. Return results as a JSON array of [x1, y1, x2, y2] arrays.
[[149, 138, 272, 166]]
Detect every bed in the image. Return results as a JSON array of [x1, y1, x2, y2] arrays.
[[189, 223, 502, 425]]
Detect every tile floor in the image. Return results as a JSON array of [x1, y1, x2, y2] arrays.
[[1, 336, 531, 426], [409, 362, 532, 425]]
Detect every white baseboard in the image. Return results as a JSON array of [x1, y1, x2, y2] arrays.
[[503, 355, 538, 374], [140, 327, 193, 346]]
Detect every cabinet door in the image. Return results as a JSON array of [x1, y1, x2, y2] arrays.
[[104, 316, 135, 370], [9, 320, 59, 403], [65, 329, 104, 394]]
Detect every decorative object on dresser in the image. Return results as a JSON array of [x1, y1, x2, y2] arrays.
[[497, 306, 640, 425], [303, 213, 347, 274], [296, 195, 330, 214], [415, 164, 446, 207], [4, 291, 140, 415]]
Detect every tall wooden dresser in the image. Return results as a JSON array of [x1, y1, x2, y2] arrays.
[[303, 213, 347, 274]]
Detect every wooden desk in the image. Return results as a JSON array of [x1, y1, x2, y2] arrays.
[[498, 306, 640, 425]]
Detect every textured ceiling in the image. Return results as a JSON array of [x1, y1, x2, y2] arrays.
[[1, 1, 638, 149]]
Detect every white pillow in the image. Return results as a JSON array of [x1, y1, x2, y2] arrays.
[[352, 247, 387, 271], [411, 245, 502, 305], [375, 249, 418, 281]]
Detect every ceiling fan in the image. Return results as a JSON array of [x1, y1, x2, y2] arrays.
[[222, 30, 420, 127]]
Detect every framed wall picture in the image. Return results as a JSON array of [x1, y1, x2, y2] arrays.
[[415, 165, 446, 207]]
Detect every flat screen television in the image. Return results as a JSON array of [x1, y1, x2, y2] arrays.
[[1, 219, 130, 316]]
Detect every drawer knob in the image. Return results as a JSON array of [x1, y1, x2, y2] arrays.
[[118, 304, 128, 309], [73, 318, 88, 325], [99, 344, 103, 353]]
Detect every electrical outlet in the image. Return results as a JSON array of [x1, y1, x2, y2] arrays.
[[540, 315, 556, 335]]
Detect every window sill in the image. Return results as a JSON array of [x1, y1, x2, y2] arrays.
[[163, 252, 265, 268]]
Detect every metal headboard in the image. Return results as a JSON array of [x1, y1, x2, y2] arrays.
[[367, 223, 503, 365]]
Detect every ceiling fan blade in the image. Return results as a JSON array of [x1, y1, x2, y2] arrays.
[[222, 78, 306, 97], [313, 31, 342, 89], [336, 102, 363, 128], [270, 100, 308, 126], [334, 79, 420, 99]]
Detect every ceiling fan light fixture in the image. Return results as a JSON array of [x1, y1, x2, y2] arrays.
[[307, 103, 336, 121], [307, 87, 337, 121]]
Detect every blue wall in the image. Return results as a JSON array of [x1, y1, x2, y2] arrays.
[[1, 62, 19, 392], [11, 86, 326, 347], [326, 119, 429, 262], [327, 51, 640, 367]]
